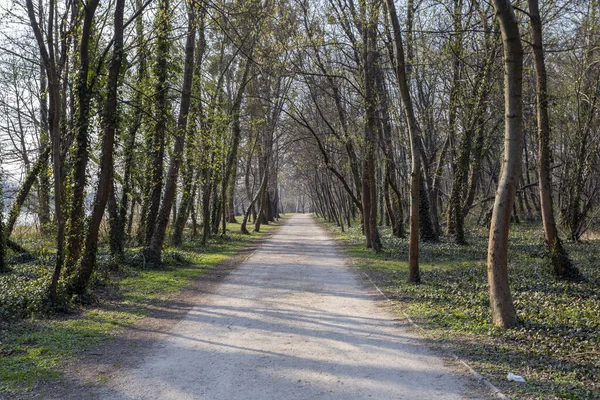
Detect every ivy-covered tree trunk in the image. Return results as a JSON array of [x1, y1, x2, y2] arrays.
[[144, 0, 171, 245], [172, 11, 206, 246], [419, 175, 437, 242], [69, 0, 125, 296], [144, 2, 197, 265], [226, 168, 237, 223], [201, 179, 212, 246], [37, 49, 51, 233], [221, 57, 252, 235], [254, 170, 268, 232], [114, 0, 148, 257], [0, 170, 6, 273], [242, 173, 267, 234], [562, 0, 599, 242], [65, 0, 101, 274], [444, 0, 464, 237]]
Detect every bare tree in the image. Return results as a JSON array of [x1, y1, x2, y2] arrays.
[[385, 0, 422, 283], [528, 0, 580, 280], [486, 0, 523, 328]]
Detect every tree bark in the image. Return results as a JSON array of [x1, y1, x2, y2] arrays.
[[221, 56, 252, 235], [362, 0, 381, 251], [37, 39, 51, 232], [528, 0, 580, 279], [385, 0, 421, 283], [26, 0, 65, 303], [241, 173, 267, 234], [143, 0, 171, 245], [69, 0, 125, 295], [115, 0, 147, 256], [65, 0, 101, 274], [143, 2, 197, 265], [0, 173, 5, 273], [487, 0, 522, 328]]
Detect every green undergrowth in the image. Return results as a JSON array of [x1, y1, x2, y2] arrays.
[[320, 218, 600, 400], [0, 219, 284, 394]]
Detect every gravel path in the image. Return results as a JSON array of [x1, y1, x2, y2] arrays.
[[98, 214, 491, 399]]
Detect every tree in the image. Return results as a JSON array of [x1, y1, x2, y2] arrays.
[[143, 0, 198, 265], [361, 0, 382, 251], [385, 0, 422, 283], [143, 0, 172, 245], [0, 165, 5, 273], [527, 0, 580, 280], [65, 0, 101, 274], [486, 0, 523, 328], [69, 0, 126, 295], [25, 0, 66, 303]]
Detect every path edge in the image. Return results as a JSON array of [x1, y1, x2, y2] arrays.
[[312, 215, 510, 400], [9, 216, 291, 400], [359, 271, 510, 400]]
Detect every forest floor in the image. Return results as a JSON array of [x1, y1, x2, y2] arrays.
[[5, 214, 495, 399], [320, 218, 600, 399], [0, 219, 284, 399]]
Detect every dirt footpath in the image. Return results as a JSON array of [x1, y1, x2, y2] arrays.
[[89, 214, 492, 399]]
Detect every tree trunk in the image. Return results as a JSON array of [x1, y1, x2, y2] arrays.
[[143, 0, 171, 245], [362, 0, 381, 251], [241, 174, 267, 234], [143, 2, 197, 265], [37, 52, 51, 233], [107, 179, 121, 259], [487, 0, 522, 329], [445, 0, 464, 236], [65, 0, 101, 274], [201, 180, 212, 246], [528, 0, 580, 280], [69, 0, 124, 295], [221, 56, 252, 235], [5, 147, 51, 238], [115, 0, 147, 256], [26, 0, 65, 304], [0, 173, 6, 273], [385, 0, 421, 283]]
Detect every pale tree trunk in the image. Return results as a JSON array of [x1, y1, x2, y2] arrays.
[[528, 0, 581, 280], [69, 0, 125, 295], [487, 0, 522, 328], [385, 0, 421, 283], [26, 0, 65, 303]]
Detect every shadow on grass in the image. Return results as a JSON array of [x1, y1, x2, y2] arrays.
[[321, 219, 600, 399]]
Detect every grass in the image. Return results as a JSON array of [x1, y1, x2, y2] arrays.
[[0, 219, 284, 394], [319, 218, 600, 400]]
